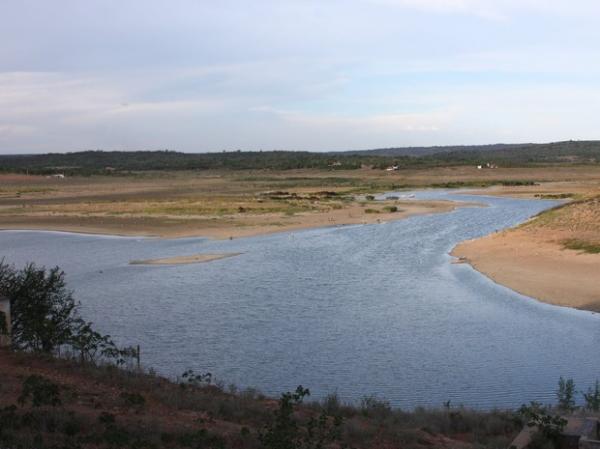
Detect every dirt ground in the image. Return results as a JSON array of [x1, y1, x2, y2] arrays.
[[455, 179, 600, 312]]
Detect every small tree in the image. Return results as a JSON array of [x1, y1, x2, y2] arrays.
[[4, 263, 77, 353], [0, 261, 126, 365], [260, 386, 343, 449], [557, 377, 576, 412], [519, 402, 567, 448], [260, 386, 310, 449], [583, 381, 600, 411], [69, 319, 114, 363]]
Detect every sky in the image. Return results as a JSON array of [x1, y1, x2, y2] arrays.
[[1, 0, 600, 154]]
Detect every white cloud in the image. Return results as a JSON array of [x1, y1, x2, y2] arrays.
[[0, 1, 599, 152], [367, 0, 600, 19]]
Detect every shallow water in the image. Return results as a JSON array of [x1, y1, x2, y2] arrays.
[[1, 191, 598, 409]]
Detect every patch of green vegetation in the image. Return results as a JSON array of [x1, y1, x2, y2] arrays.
[[383, 206, 399, 213], [0, 188, 55, 195], [364, 208, 380, 214], [562, 238, 600, 254], [535, 193, 575, 199], [430, 180, 537, 189]]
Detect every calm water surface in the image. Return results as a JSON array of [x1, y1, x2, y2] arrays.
[[1, 191, 598, 409]]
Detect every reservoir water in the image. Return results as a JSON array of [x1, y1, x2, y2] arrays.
[[1, 191, 598, 409]]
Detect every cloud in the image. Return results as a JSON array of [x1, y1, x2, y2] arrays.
[[0, 1, 599, 152], [366, 0, 600, 19]]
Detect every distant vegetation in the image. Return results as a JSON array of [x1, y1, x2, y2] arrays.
[[345, 140, 600, 164], [562, 238, 600, 254], [1, 140, 599, 175]]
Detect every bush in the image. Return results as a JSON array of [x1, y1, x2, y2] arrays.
[[519, 402, 566, 447], [120, 391, 146, 408], [383, 206, 398, 213], [556, 377, 576, 412], [360, 396, 392, 421], [0, 261, 136, 368], [3, 263, 78, 353], [18, 375, 61, 408], [583, 380, 600, 411]]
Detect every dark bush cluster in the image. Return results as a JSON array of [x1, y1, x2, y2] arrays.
[[0, 261, 137, 366]]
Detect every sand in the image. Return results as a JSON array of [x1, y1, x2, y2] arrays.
[[452, 227, 600, 312], [0, 199, 465, 239], [130, 253, 241, 265]]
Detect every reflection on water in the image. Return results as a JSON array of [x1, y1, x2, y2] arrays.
[[1, 191, 598, 409]]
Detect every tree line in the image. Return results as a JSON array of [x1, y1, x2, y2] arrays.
[[1, 140, 599, 175]]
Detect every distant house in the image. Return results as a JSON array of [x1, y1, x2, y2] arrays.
[[0, 295, 10, 347]]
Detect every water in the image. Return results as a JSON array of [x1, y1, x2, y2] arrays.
[[1, 190, 598, 409]]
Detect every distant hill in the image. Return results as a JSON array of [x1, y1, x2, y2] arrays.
[[0, 140, 599, 174], [338, 140, 600, 161], [418, 140, 600, 165], [337, 143, 522, 157]]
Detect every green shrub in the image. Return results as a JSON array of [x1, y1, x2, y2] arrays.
[[18, 375, 61, 408], [360, 396, 392, 421], [562, 239, 600, 254], [556, 377, 576, 412], [519, 402, 567, 446], [583, 380, 600, 411], [119, 391, 146, 408]]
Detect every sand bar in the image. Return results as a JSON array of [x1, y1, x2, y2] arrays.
[[130, 253, 241, 265], [0, 199, 468, 239]]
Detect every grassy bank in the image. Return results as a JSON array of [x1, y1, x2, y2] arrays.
[[0, 349, 522, 449]]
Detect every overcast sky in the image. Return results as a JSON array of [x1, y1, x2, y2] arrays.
[[1, 0, 599, 153]]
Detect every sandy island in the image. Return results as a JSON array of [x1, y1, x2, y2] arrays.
[[0, 199, 466, 239], [130, 253, 241, 265]]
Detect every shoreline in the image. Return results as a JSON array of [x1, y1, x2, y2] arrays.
[[451, 227, 600, 313]]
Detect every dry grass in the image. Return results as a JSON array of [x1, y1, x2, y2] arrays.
[[0, 166, 599, 239], [0, 349, 521, 449], [0, 168, 470, 238]]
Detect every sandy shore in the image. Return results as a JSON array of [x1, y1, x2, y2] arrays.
[[0, 199, 465, 239], [130, 253, 241, 265], [452, 227, 600, 312]]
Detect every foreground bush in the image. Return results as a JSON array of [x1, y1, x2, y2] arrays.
[[0, 261, 136, 366]]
